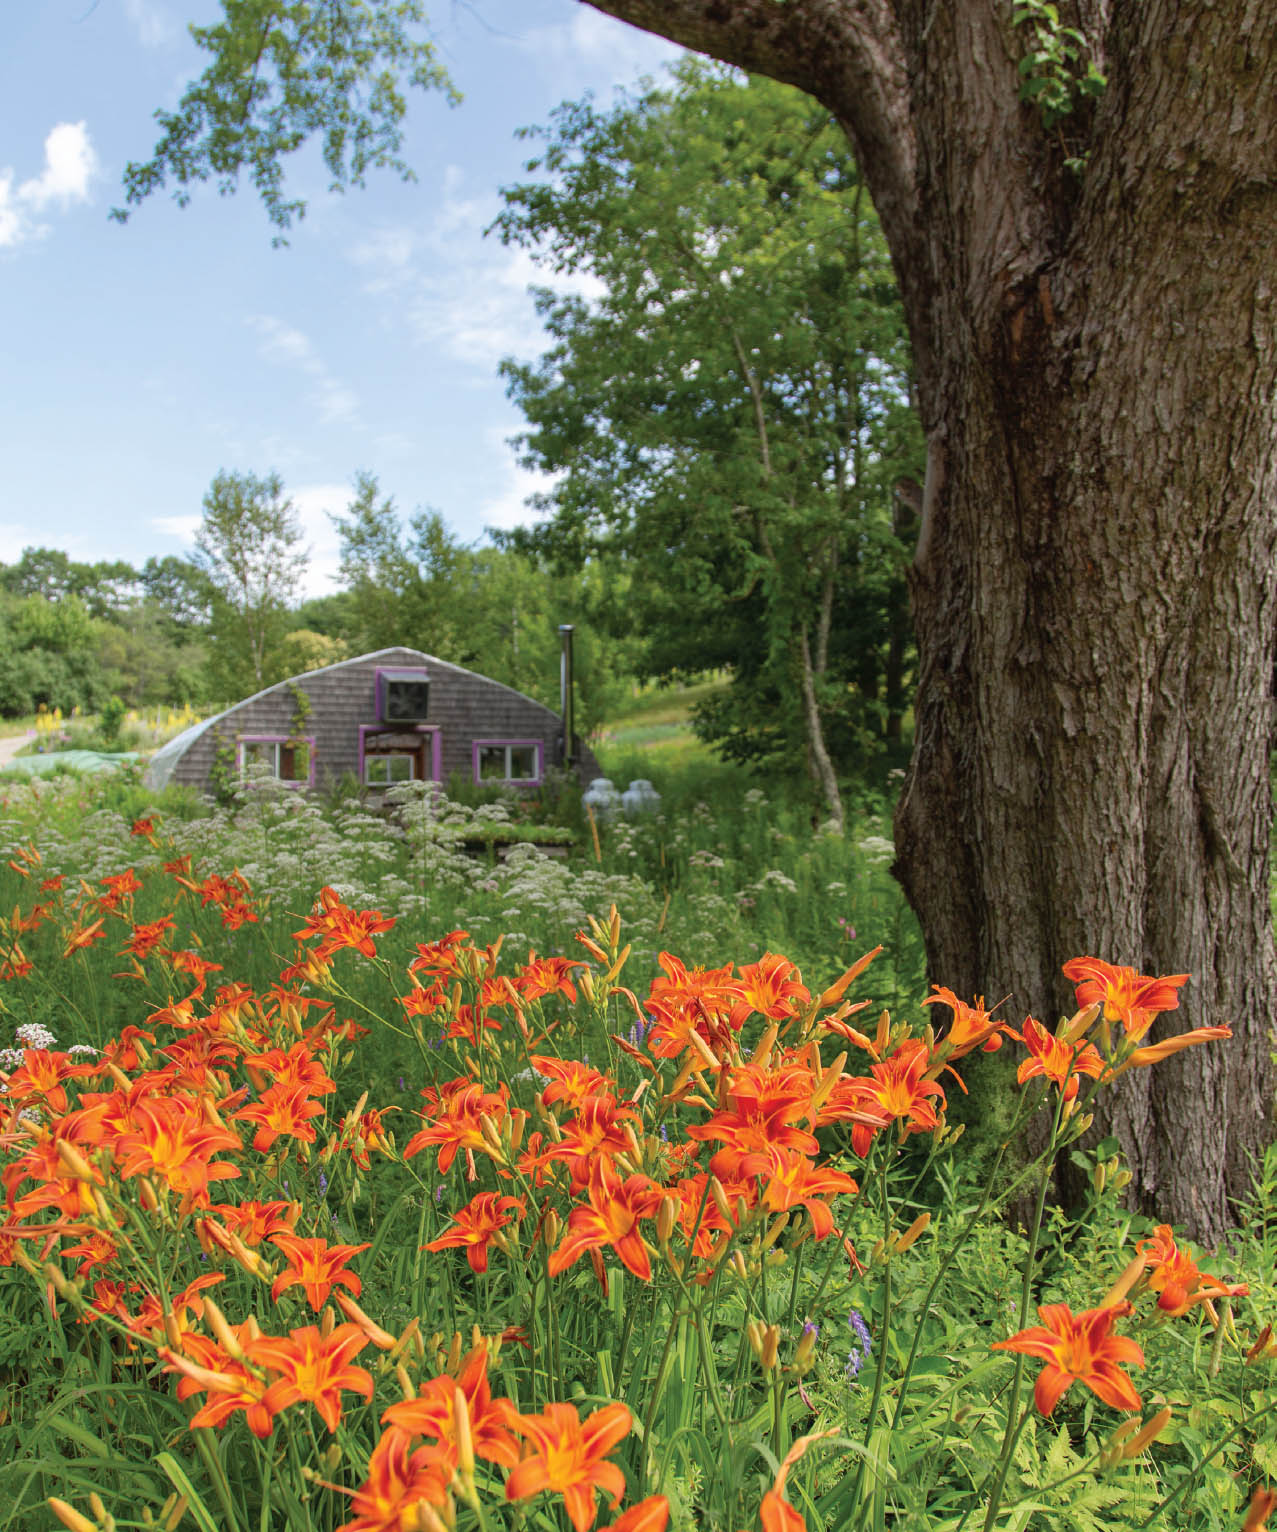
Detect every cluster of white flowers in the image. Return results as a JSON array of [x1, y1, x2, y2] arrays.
[[15, 1022, 57, 1050], [856, 835, 895, 865]]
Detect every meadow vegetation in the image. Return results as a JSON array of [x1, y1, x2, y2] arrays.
[[0, 721, 1272, 1532]]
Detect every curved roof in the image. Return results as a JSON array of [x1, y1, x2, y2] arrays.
[[143, 647, 565, 790]]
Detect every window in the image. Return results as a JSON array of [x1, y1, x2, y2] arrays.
[[377, 668, 430, 724], [238, 736, 312, 785], [365, 753, 416, 786], [474, 741, 541, 784]]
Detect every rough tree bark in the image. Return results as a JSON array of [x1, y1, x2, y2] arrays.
[[587, 0, 1277, 1240]]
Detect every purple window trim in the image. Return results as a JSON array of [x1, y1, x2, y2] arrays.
[[237, 734, 317, 789], [375, 666, 431, 724], [472, 738, 544, 786], [358, 723, 441, 786]]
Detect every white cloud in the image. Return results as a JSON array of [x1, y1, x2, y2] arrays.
[[347, 169, 605, 375], [477, 429, 561, 533], [151, 514, 203, 541], [0, 122, 98, 248], [124, 0, 178, 48], [509, 8, 680, 91], [0, 522, 37, 564], [248, 315, 359, 425], [289, 481, 351, 599]]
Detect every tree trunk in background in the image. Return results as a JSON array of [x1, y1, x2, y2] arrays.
[[589, 0, 1277, 1239]]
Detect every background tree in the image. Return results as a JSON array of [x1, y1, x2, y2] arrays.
[[332, 473, 636, 732], [195, 469, 308, 697], [495, 62, 923, 828], [118, 1, 1277, 1236]]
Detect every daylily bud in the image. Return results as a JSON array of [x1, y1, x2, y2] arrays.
[[657, 1197, 678, 1245], [202, 1296, 245, 1361], [1062, 1001, 1101, 1044], [46, 1499, 98, 1532], [1093, 1162, 1107, 1195], [162, 1493, 189, 1532], [894, 1213, 931, 1253], [1102, 1251, 1150, 1309], [762, 1213, 790, 1250], [745, 1319, 762, 1357], [1120, 1406, 1172, 1459], [794, 1322, 818, 1369], [578, 967, 596, 1004], [728, 1251, 749, 1282], [336, 1292, 397, 1349], [709, 1177, 735, 1226], [759, 1324, 780, 1371], [454, 1386, 475, 1482], [56, 1140, 97, 1182], [1245, 1323, 1276, 1363], [396, 1362, 416, 1401]]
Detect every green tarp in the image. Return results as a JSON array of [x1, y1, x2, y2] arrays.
[[0, 750, 141, 776]]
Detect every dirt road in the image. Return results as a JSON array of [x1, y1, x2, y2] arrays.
[[0, 733, 34, 769]]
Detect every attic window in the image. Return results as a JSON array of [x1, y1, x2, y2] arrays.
[[377, 668, 430, 724], [239, 735, 313, 786], [474, 740, 542, 785]]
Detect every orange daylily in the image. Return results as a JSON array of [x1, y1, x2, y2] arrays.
[[63, 918, 108, 959], [382, 1343, 520, 1468], [1014, 1016, 1105, 1106], [425, 1193, 526, 1273], [515, 953, 586, 1002], [113, 1096, 243, 1203], [232, 1083, 326, 1153], [686, 1068, 819, 1181], [731, 953, 811, 1025], [403, 1080, 509, 1174], [1061, 957, 1189, 1042], [247, 1322, 374, 1433], [855, 1040, 946, 1152], [531, 1055, 611, 1110], [604, 1498, 670, 1532], [992, 1301, 1144, 1415], [163, 1330, 275, 1438], [543, 1094, 640, 1188], [207, 1199, 297, 1246], [645, 952, 748, 1060], [98, 869, 143, 911], [122, 916, 176, 961], [506, 1400, 632, 1532], [269, 1234, 371, 1309], [242, 1042, 336, 1098], [408, 929, 471, 979], [335, 1424, 453, 1532], [921, 987, 1006, 1062], [1243, 1488, 1276, 1532], [295, 886, 396, 960], [548, 1170, 662, 1283], [754, 1429, 838, 1532], [1115, 1025, 1234, 1074], [1135, 1225, 1250, 1316], [759, 1150, 859, 1239]]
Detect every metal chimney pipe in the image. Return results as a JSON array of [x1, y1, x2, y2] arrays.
[[558, 624, 576, 768]]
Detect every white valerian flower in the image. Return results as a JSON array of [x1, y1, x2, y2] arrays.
[[857, 835, 895, 864]]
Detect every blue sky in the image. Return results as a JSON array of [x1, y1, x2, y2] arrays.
[[0, 1, 679, 597]]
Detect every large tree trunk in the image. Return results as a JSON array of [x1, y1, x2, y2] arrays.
[[588, 0, 1277, 1238]]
